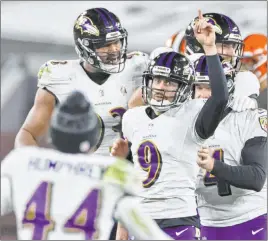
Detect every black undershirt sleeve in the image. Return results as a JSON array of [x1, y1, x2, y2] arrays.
[[195, 55, 229, 139], [126, 141, 133, 163], [211, 136, 267, 192]]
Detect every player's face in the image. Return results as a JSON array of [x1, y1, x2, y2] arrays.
[[151, 76, 179, 102], [216, 42, 237, 62], [95, 39, 122, 64], [194, 84, 211, 99]]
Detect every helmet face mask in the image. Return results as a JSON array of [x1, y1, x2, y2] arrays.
[[142, 52, 194, 112], [185, 13, 244, 72], [74, 8, 128, 74]]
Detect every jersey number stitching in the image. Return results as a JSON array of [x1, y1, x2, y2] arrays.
[[203, 148, 232, 196], [137, 140, 162, 188], [22, 181, 100, 240], [94, 107, 127, 152]]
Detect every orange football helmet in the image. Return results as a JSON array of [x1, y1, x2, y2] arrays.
[[165, 30, 186, 54], [242, 34, 267, 91]]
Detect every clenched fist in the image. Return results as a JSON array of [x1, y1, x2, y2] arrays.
[[111, 138, 129, 158], [197, 146, 215, 172]]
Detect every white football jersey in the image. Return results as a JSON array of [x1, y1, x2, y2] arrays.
[[37, 53, 148, 156], [196, 108, 267, 227], [1, 146, 142, 240], [122, 99, 206, 219], [234, 71, 260, 97]]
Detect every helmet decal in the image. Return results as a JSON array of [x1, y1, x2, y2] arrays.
[[73, 8, 128, 74], [75, 16, 100, 36]]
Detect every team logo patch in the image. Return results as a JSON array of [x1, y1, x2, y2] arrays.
[[75, 16, 100, 36], [259, 115, 267, 132], [37, 63, 51, 79]]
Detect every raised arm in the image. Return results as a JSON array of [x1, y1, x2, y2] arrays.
[[193, 10, 229, 139]]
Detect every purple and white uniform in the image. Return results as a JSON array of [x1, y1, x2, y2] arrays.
[[123, 99, 206, 240], [37, 54, 148, 156], [196, 109, 267, 240], [1, 146, 172, 240]]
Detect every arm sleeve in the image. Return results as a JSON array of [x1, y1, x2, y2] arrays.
[[126, 142, 133, 163], [1, 176, 13, 216], [195, 55, 229, 139], [211, 136, 267, 192], [114, 196, 172, 240]]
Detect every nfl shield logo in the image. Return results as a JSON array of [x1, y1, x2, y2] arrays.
[[259, 116, 267, 132]]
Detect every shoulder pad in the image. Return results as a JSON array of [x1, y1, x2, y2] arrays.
[[127, 51, 148, 59], [234, 71, 260, 97], [126, 51, 149, 75], [1, 147, 34, 172], [187, 98, 206, 109], [37, 60, 68, 79], [124, 106, 146, 119], [37, 60, 73, 89]]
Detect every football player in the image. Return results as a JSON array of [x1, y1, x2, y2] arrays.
[[192, 56, 267, 240], [1, 91, 172, 240], [112, 10, 230, 240], [185, 12, 261, 110], [192, 54, 259, 111], [128, 13, 258, 111], [14, 8, 148, 157], [165, 30, 187, 54], [241, 33, 267, 109], [128, 46, 174, 109], [240, 34, 267, 92]]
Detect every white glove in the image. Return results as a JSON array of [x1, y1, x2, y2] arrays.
[[231, 95, 258, 112]]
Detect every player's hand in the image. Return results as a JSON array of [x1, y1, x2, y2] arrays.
[[111, 138, 129, 158], [197, 146, 215, 172], [230, 95, 258, 112], [116, 222, 129, 240], [194, 9, 217, 55]]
